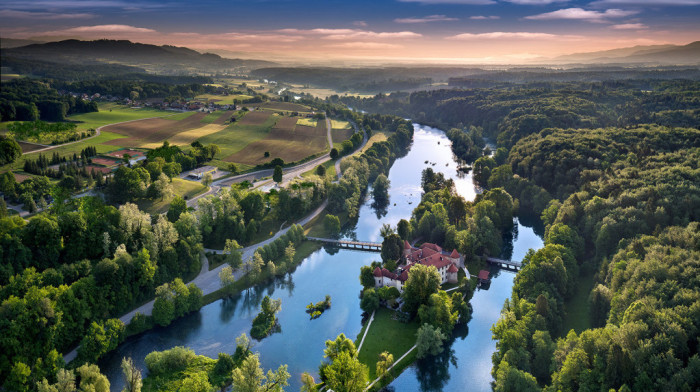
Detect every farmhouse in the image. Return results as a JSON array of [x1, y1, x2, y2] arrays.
[[374, 242, 464, 292], [106, 149, 146, 165]]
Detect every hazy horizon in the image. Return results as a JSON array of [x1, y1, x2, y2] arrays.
[[1, 0, 699, 65]]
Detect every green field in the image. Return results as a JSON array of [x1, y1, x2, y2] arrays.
[[297, 118, 317, 127], [200, 111, 226, 124], [194, 112, 279, 158], [331, 119, 351, 129], [67, 103, 179, 131], [356, 307, 420, 381]]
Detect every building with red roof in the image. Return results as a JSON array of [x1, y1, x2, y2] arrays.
[[375, 242, 465, 292]]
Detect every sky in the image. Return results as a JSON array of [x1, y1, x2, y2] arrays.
[[1, 0, 698, 64]]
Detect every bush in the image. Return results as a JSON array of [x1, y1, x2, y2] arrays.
[[144, 346, 196, 375]]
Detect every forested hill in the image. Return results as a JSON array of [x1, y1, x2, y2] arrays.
[[3, 39, 277, 73], [551, 41, 700, 65]]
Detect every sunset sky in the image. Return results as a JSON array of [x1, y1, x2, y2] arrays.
[[1, 0, 698, 63]]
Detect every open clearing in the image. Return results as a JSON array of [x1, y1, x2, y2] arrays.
[[102, 112, 206, 147], [224, 115, 327, 165], [333, 128, 355, 142], [142, 124, 227, 149], [136, 178, 208, 214]]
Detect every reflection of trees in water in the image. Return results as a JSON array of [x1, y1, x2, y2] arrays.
[[371, 199, 389, 219], [517, 215, 545, 238], [219, 294, 242, 323], [170, 311, 203, 346], [414, 343, 456, 392], [500, 219, 518, 261], [323, 244, 340, 255]]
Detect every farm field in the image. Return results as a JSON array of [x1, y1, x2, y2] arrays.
[[194, 94, 254, 105], [102, 112, 205, 147], [195, 111, 279, 159], [17, 141, 46, 153], [224, 114, 328, 165], [296, 118, 317, 127], [255, 101, 313, 113], [67, 103, 181, 131], [331, 119, 351, 129]]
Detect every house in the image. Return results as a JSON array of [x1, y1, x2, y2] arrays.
[[187, 166, 217, 180], [374, 242, 465, 292]]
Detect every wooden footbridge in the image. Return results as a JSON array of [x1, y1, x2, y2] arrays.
[[486, 257, 522, 271], [307, 237, 382, 252]]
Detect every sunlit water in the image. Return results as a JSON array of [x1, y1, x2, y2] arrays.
[[100, 124, 543, 391]]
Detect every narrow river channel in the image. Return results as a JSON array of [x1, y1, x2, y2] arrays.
[[99, 124, 543, 391]]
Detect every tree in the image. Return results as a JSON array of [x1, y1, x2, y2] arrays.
[[418, 290, 458, 334], [202, 173, 213, 187], [167, 196, 188, 222], [283, 242, 295, 267], [397, 219, 411, 241], [219, 266, 236, 292], [273, 165, 283, 183], [300, 372, 316, 392], [0, 135, 22, 165], [224, 239, 243, 268], [379, 223, 395, 238], [401, 264, 441, 315], [153, 283, 175, 327], [372, 174, 390, 205], [376, 351, 394, 380], [323, 214, 341, 236], [315, 164, 326, 177], [323, 351, 367, 392], [415, 323, 446, 359], [360, 288, 380, 313], [330, 148, 339, 160], [380, 234, 402, 269], [121, 357, 142, 392], [231, 353, 290, 392], [359, 265, 376, 289]]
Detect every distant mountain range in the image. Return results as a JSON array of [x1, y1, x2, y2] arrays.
[[1, 39, 278, 72], [552, 41, 700, 65]]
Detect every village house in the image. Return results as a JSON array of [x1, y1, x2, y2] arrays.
[[373, 241, 465, 292]]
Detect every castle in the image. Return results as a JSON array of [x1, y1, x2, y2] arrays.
[[373, 241, 464, 292]]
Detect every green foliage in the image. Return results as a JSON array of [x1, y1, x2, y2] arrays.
[[401, 264, 441, 315], [306, 295, 331, 319], [372, 174, 390, 205], [231, 353, 290, 392], [418, 290, 458, 335], [77, 319, 125, 364], [0, 136, 22, 165], [415, 323, 446, 359], [360, 288, 380, 314], [250, 296, 282, 340], [273, 165, 283, 183], [323, 214, 341, 236]]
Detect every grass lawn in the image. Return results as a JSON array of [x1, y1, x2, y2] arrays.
[[358, 131, 388, 154], [356, 307, 421, 381], [561, 270, 595, 335], [136, 178, 208, 215], [296, 118, 317, 127], [302, 160, 336, 179], [195, 113, 278, 158], [304, 208, 349, 238]]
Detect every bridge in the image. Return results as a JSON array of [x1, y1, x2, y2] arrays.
[[486, 257, 522, 271], [307, 237, 382, 252]]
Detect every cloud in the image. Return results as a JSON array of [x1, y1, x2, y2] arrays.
[[395, 15, 458, 23], [525, 8, 638, 22], [612, 22, 648, 29], [590, 0, 699, 4], [353, 21, 368, 27], [397, 0, 497, 5], [447, 31, 581, 39], [470, 15, 501, 19], [333, 42, 402, 49], [59, 24, 157, 34], [0, 9, 94, 19], [502, 0, 569, 4], [0, 1, 165, 10]]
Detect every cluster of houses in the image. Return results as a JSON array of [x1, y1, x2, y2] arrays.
[[83, 149, 147, 175], [373, 241, 466, 292]]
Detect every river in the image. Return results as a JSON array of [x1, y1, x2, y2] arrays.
[[99, 124, 543, 391]]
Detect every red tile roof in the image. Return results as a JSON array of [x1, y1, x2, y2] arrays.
[[421, 243, 442, 253], [404, 240, 411, 250], [478, 270, 490, 280], [373, 267, 382, 277], [450, 249, 460, 258], [448, 264, 459, 273]]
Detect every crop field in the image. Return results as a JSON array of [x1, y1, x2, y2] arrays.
[[17, 141, 46, 153], [102, 112, 207, 147], [331, 119, 351, 129], [195, 112, 279, 158], [195, 94, 254, 105], [68, 103, 180, 131], [224, 115, 328, 165], [256, 102, 312, 113], [296, 118, 317, 127]]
